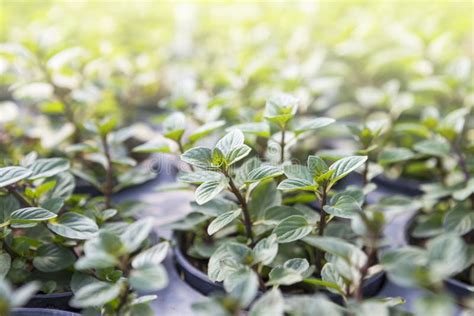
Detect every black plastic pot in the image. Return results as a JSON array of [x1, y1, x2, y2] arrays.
[[11, 308, 79, 316], [24, 292, 78, 312], [173, 233, 385, 303], [404, 214, 473, 298]]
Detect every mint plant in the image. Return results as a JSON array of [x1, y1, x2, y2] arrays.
[[71, 218, 168, 315], [67, 117, 155, 208], [172, 128, 391, 309], [0, 158, 98, 294], [0, 279, 40, 315]]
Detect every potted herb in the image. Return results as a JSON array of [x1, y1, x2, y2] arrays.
[[0, 158, 98, 311], [170, 128, 387, 306], [71, 217, 169, 315]]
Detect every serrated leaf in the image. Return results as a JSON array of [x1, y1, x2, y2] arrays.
[[224, 267, 258, 308], [444, 207, 474, 235], [10, 207, 57, 223], [195, 177, 228, 205], [252, 234, 278, 265], [273, 215, 312, 243], [129, 265, 168, 292], [70, 281, 122, 308], [215, 129, 245, 157], [28, 158, 70, 180], [163, 112, 186, 141], [264, 94, 298, 127], [207, 209, 241, 235], [413, 139, 450, 157], [307, 155, 328, 176], [378, 148, 414, 165], [323, 193, 361, 219], [132, 242, 169, 268], [268, 258, 312, 286], [226, 144, 252, 166], [246, 165, 283, 184], [121, 217, 153, 253], [283, 164, 313, 182], [47, 212, 98, 240], [249, 288, 284, 316], [303, 236, 367, 267], [181, 147, 213, 169], [277, 178, 315, 192], [329, 156, 367, 185], [178, 170, 222, 184], [33, 244, 76, 272], [0, 166, 32, 188]]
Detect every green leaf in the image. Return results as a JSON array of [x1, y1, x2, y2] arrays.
[[277, 178, 315, 192], [323, 193, 361, 219], [273, 215, 312, 243], [33, 244, 76, 272], [70, 281, 123, 308], [263, 205, 305, 225], [27, 158, 70, 180], [207, 209, 241, 235], [413, 139, 450, 157], [329, 156, 367, 184], [130, 265, 168, 292], [264, 94, 298, 127], [41, 198, 64, 214], [195, 176, 228, 205], [47, 212, 98, 240], [426, 233, 468, 280], [303, 236, 367, 266], [252, 234, 278, 265], [246, 165, 283, 184], [0, 195, 20, 223], [215, 129, 245, 157], [0, 166, 32, 188], [268, 258, 312, 286], [132, 140, 171, 154], [378, 148, 414, 165], [249, 288, 284, 316], [307, 155, 328, 176], [178, 170, 222, 184], [295, 117, 335, 134], [444, 207, 474, 235], [208, 242, 252, 282], [10, 207, 57, 223], [0, 252, 11, 278], [10, 282, 40, 307], [121, 217, 153, 253], [163, 112, 186, 141], [75, 252, 118, 270], [181, 147, 213, 169], [226, 145, 252, 166], [320, 263, 346, 294], [414, 294, 455, 316], [49, 172, 75, 199], [224, 267, 258, 308], [97, 116, 117, 136], [284, 295, 343, 316], [283, 165, 313, 182], [189, 120, 226, 142], [132, 242, 169, 269], [231, 122, 270, 137]]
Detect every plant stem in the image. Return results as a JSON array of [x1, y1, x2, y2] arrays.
[[280, 128, 286, 164], [224, 170, 254, 243], [435, 157, 447, 185], [315, 187, 328, 270], [354, 239, 376, 301], [362, 159, 369, 186], [101, 134, 114, 209]]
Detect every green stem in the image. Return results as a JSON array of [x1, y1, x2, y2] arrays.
[[315, 187, 328, 270], [280, 128, 286, 164], [224, 170, 254, 243], [7, 187, 33, 207]]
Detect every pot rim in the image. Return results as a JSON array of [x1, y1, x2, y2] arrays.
[[12, 307, 79, 315], [172, 231, 385, 298]]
